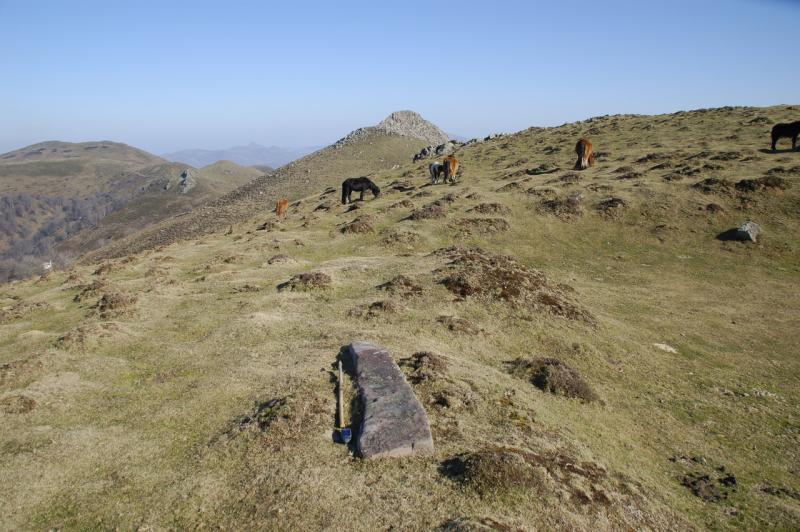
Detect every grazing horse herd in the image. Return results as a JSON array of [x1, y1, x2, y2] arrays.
[[271, 119, 798, 215]]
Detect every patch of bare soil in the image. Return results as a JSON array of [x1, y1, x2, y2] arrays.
[[596, 197, 627, 218], [670, 455, 737, 503], [538, 192, 584, 220], [228, 397, 290, 435], [409, 202, 446, 220], [525, 163, 559, 175], [385, 199, 415, 211], [0, 354, 43, 386], [546, 172, 582, 185], [450, 217, 510, 236], [256, 220, 279, 231], [439, 445, 671, 526], [57, 322, 127, 349], [506, 358, 600, 402], [636, 152, 672, 164], [692, 177, 733, 194], [73, 279, 108, 302], [704, 203, 725, 214], [377, 274, 423, 296], [735, 176, 788, 193], [495, 181, 525, 193], [617, 171, 643, 180], [767, 165, 800, 176], [435, 247, 594, 323], [340, 215, 375, 234], [379, 229, 421, 247], [0, 395, 37, 414], [387, 180, 417, 193], [469, 203, 510, 216], [437, 315, 482, 335], [278, 272, 332, 292], [93, 292, 137, 319], [0, 300, 51, 323], [400, 351, 448, 384], [347, 300, 402, 319], [93, 262, 114, 276], [266, 254, 293, 265]]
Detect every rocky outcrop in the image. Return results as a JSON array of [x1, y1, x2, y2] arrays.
[[375, 111, 449, 146], [333, 111, 449, 150]]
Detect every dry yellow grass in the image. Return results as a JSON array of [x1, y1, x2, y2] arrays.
[[1, 105, 799, 530]]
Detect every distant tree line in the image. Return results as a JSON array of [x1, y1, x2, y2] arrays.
[[0, 192, 125, 282]]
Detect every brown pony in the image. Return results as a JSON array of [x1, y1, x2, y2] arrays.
[[443, 155, 459, 183], [275, 198, 289, 218], [574, 138, 596, 170]]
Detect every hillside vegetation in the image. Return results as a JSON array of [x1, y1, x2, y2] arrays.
[[0, 143, 262, 281], [1, 105, 799, 530]]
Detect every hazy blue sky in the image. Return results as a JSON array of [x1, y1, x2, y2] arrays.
[[1, 0, 798, 154]]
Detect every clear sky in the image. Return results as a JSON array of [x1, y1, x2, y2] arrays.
[[1, 0, 798, 154]]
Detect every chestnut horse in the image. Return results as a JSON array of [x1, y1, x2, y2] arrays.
[[275, 198, 289, 218], [443, 155, 459, 183], [574, 138, 597, 170]]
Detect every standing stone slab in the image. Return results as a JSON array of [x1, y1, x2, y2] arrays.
[[348, 342, 434, 459]]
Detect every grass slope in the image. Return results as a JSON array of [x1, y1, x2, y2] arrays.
[[84, 130, 428, 261], [1, 105, 799, 530]]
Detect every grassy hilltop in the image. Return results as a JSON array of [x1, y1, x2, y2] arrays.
[[1, 105, 799, 530]]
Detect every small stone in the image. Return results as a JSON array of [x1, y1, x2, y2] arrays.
[[653, 343, 678, 354]]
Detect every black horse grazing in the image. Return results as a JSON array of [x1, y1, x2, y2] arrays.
[[771, 121, 800, 151], [341, 177, 381, 204]]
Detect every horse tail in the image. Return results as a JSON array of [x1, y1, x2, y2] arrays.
[[341, 182, 348, 204], [576, 141, 586, 170]]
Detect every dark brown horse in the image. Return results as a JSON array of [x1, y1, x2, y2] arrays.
[[771, 121, 800, 151], [341, 177, 381, 204]]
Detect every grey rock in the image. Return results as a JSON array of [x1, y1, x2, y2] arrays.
[[348, 342, 434, 459], [737, 221, 761, 242]]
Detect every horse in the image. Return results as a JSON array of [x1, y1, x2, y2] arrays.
[[429, 161, 445, 184], [275, 198, 289, 218], [771, 121, 800, 151], [341, 177, 381, 204], [574, 138, 597, 170], [443, 155, 459, 183]]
